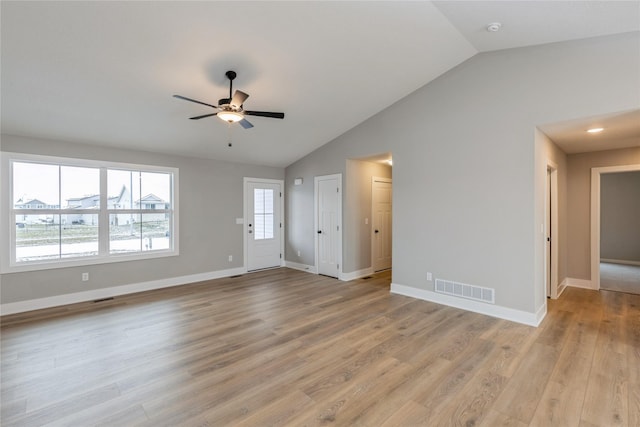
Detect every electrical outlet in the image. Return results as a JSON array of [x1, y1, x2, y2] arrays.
[[82, 272, 89, 282], [297, 250, 301, 257], [228, 255, 233, 262], [426, 272, 432, 281]]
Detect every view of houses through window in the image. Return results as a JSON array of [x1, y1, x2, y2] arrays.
[[11, 159, 175, 266]]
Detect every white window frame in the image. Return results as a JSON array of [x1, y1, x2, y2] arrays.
[[1, 152, 179, 273]]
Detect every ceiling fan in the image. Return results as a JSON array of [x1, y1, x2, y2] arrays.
[[173, 70, 285, 129]]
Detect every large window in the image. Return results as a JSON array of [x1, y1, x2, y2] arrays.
[[6, 154, 178, 271]]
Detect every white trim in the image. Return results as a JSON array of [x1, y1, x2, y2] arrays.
[[0, 266, 246, 316], [243, 177, 285, 272], [390, 283, 545, 327], [557, 278, 568, 297], [591, 163, 640, 291], [564, 277, 596, 290], [601, 258, 640, 266], [545, 160, 559, 299], [340, 267, 374, 281], [314, 174, 342, 279], [1, 152, 179, 274], [284, 261, 318, 274]]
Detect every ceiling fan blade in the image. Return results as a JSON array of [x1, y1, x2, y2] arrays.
[[173, 95, 219, 109], [244, 111, 285, 119], [239, 118, 254, 129], [189, 113, 218, 120], [230, 90, 249, 108]]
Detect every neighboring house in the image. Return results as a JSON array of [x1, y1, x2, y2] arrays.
[[134, 193, 170, 222], [63, 187, 167, 226], [14, 198, 60, 224], [65, 194, 99, 225]]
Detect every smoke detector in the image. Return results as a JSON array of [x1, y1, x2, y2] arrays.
[[486, 22, 502, 32]]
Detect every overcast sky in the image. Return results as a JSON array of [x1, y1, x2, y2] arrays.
[[13, 162, 171, 206]]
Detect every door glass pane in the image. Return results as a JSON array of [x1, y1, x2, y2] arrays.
[[254, 189, 265, 214], [253, 188, 274, 240]]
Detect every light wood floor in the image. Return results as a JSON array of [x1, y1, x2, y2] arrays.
[[1, 268, 639, 426]]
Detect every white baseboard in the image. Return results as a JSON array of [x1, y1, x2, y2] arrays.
[[601, 258, 640, 267], [0, 266, 246, 316], [565, 277, 597, 290], [390, 283, 545, 327], [340, 267, 374, 282], [284, 261, 317, 274], [557, 278, 568, 297]]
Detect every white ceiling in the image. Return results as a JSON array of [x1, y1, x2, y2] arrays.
[[2, 1, 639, 167], [539, 109, 640, 154]]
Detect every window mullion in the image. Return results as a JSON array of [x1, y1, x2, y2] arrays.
[[99, 168, 109, 256]]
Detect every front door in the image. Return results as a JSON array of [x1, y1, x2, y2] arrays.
[[246, 180, 282, 271]]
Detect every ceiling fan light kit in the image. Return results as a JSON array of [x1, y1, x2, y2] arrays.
[[173, 70, 285, 131], [217, 111, 244, 123]]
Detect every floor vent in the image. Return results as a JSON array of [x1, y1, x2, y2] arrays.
[[435, 279, 495, 304], [93, 297, 114, 303], [229, 275, 243, 278], [361, 276, 372, 280]]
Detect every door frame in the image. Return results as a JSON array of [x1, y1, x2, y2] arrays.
[[314, 174, 342, 279], [243, 177, 285, 272], [545, 161, 559, 299], [371, 176, 392, 272], [590, 163, 640, 290]]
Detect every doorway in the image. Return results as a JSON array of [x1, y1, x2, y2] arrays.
[[372, 177, 392, 272], [245, 178, 284, 271], [592, 167, 640, 294], [545, 162, 559, 298], [591, 164, 640, 293], [315, 174, 342, 278]]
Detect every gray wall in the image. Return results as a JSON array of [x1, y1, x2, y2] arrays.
[[1, 134, 283, 304], [566, 147, 640, 280], [286, 33, 640, 315], [536, 129, 568, 287], [600, 171, 640, 262]]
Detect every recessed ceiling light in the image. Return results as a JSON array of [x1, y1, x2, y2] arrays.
[[487, 22, 502, 32], [587, 127, 604, 133]]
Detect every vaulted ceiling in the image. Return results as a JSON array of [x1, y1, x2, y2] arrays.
[[2, 1, 638, 167]]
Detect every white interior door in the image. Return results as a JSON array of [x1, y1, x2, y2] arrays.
[[316, 175, 341, 278], [546, 169, 551, 297], [372, 178, 392, 272], [246, 180, 282, 271]]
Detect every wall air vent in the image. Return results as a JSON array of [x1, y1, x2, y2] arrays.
[[435, 278, 495, 304]]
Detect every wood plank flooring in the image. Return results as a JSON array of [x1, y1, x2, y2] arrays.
[[1, 268, 639, 426]]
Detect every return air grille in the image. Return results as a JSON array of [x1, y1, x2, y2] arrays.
[[435, 278, 495, 304]]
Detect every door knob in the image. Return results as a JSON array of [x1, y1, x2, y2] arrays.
[[375, 229, 379, 233], [317, 230, 322, 234]]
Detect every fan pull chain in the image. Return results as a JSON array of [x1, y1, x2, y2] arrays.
[[227, 122, 233, 147]]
